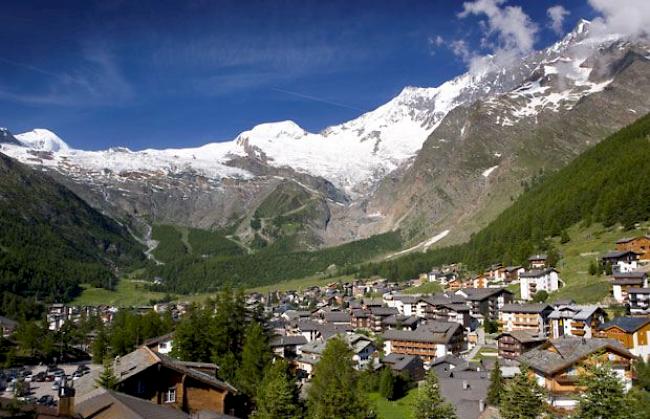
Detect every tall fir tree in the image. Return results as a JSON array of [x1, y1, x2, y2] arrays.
[[577, 363, 629, 419], [412, 369, 457, 419], [236, 321, 272, 400], [307, 337, 372, 419], [252, 360, 303, 419], [171, 304, 213, 362], [96, 357, 118, 389], [499, 366, 545, 419], [486, 359, 503, 406]]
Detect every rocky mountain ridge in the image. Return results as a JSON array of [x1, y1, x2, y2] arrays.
[[3, 20, 650, 251]]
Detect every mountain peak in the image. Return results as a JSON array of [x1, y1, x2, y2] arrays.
[[15, 128, 70, 152], [237, 120, 308, 141]]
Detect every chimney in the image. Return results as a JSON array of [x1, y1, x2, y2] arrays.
[[58, 379, 76, 417], [462, 380, 469, 390], [479, 399, 485, 412]]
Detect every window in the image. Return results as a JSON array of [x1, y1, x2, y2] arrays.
[[164, 386, 176, 403]]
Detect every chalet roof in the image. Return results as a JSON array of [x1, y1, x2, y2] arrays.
[[548, 305, 604, 321], [599, 316, 650, 333], [496, 330, 547, 344], [382, 314, 420, 327], [602, 250, 641, 259], [500, 303, 553, 314], [323, 311, 351, 323], [614, 271, 648, 279], [294, 320, 321, 331], [382, 353, 423, 372], [370, 306, 399, 316], [505, 266, 523, 272], [438, 370, 489, 419], [301, 333, 372, 356], [628, 287, 650, 294], [518, 336, 633, 376], [383, 321, 461, 344], [613, 277, 646, 285], [520, 268, 558, 278], [157, 352, 237, 393], [269, 335, 308, 347], [458, 288, 512, 301], [143, 332, 174, 347], [528, 254, 547, 261], [75, 388, 190, 419], [616, 236, 650, 244], [351, 309, 370, 318]]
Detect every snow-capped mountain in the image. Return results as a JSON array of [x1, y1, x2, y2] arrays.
[[2, 19, 650, 249]]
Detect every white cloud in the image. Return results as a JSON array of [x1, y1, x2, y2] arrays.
[[456, 0, 538, 74], [547, 5, 570, 35], [588, 0, 650, 38]]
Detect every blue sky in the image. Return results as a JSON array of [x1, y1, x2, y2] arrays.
[[0, 0, 598, 150]]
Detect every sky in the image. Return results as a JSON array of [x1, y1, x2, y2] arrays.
[[0, 0, 631, 150]]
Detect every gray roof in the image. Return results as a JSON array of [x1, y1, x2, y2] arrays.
[[269, 335, 308, 347], [613, 277, 646, 285], [382, 353, 423, 372], [548, 305, 604, 321], [437, 370, 490, 419], [519, 336, 634, 376], [528, 254, 547, 261], [383, 321, 462, 344], [629, 287, 650, 294], [496, 330, 547, 344], [382, 314, 420, 327], [613, 272, 648, 279], [323, 311, 351, 323], [75, 388, 190, 419], [602, 250, 641, 259], [599, 316, 650, 333], [458, 288, 512, 301], [370, 306, 399, 316], [519, 268, 558, 278], [500, 303, 553, 314]]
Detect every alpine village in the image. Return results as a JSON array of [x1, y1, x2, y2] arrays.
[[2, 1, 650, 419]]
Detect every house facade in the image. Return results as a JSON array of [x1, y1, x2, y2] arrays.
[[498, 304, 553, 336], [596, 317, 650, 361], [612, 272, 648, 304], [496, 330, 547, 360], [616, 235, 650, 261], [383, 321, 464, 363], [548, 305, 607, 339], [520, 268, 562, 301], [519, 336, 635, 410]]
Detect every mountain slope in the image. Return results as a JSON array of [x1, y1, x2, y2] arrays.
[[359, 111, 650, 280], [2, 20, 650, 253], [0, 152, 145, 303]]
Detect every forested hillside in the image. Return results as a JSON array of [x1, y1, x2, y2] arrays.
[[0, 153, 145, 312], [358, 112, 650, 280], [148, 231, 402, 293]]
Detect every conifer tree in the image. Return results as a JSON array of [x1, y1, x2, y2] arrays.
[[307, 337, 372, 419], [499, 366, 545, 419], [412, 369, 457, 419], [378, 367, 396, 400], [486, 359, 503, 406], [577, 363, 629, 419], [96, 357, 118, 389], [252, 360, 303, 419], [236, 321, 272, 400]]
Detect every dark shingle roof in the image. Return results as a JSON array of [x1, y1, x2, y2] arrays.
[[500, 303, 552, 314], [323, 311, 351, 323], [269, 335, 308, 347], [75, 388, 190, 419], [383, 321, 461, 344], [496, 330, 547, 344], [599, 316, 650, 333]]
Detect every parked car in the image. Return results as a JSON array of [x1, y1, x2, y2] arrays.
[[37, 395, 55, 406]]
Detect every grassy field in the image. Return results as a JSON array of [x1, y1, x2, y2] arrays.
[[547, 222, 649, 304], [72, 279, 172, 307], [368, 389, 417, 419], [403, 281, 443, 295]]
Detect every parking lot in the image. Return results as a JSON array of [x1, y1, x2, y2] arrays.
[[1, 363, 101, 405]]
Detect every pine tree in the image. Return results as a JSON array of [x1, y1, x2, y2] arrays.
[[96, 357, 118, 389], [252, 360, 303, 419], [412, 369, 457, 419], [486, 360, 503, 406], [499, 366, 545, 419], [92, 324, 109, 363], [236, 321, 272, 400], [378, 367, 396, 400], [307, 337, 372, 419], [577, 363, 629, 419]]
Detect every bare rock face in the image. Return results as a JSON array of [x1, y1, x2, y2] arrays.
[[3, 21, 650, 251]]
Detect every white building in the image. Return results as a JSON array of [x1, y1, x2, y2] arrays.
[[548, 305, 607, 339], [519, 268, 562, 301]]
